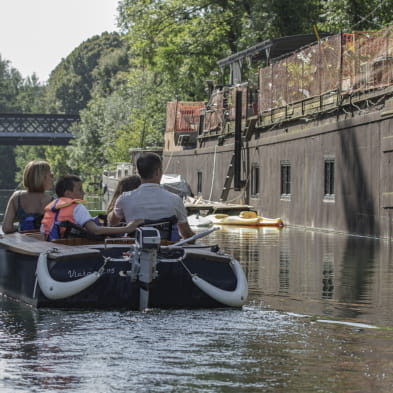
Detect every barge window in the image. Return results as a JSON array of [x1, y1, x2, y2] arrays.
[[198, 115, 204, 135], [251, 164, 260, 197], [280, 161, 291, 198], [197, 170, 202, 194], [324, 159, 335, 199]]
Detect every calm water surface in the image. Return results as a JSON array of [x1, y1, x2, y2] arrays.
[[1, 217, 393, 391]]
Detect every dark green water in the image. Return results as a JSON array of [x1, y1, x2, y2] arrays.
[[1, 195, 393, 392]]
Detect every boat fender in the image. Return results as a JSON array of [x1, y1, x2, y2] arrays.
[[36, 252, 102, 300], [192, 258, 248, 307]]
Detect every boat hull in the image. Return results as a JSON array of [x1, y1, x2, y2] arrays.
[[0, 233, 245, 310]]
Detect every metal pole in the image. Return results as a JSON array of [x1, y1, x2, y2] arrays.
[[234, 90, 242, 191]]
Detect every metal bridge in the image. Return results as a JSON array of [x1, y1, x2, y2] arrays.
[[0, 113, 80, 145]]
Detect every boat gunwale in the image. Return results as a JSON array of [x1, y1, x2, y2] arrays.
[[0, 232, 101, 259]]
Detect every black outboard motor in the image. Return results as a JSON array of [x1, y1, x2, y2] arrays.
[[132, 226, 161, 310]]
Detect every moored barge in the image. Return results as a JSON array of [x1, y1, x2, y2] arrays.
[[163, 26, 393, 239]]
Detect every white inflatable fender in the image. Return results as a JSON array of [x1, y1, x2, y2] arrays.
[[192, 258, 248, 307], [36, 252, 102, 300]]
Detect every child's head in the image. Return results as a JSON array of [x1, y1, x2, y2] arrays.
[[117, 175, 141, 194], [107, 175, 141, 213], [56, 175, 85, 199]]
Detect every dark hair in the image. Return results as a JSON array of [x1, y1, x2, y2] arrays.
[[137, 153, 162, 179], [107, 175, 141, 213], [55, 175, 82, 197]]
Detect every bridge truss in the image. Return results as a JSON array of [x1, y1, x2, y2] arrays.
[[0, 113, 80, 145]]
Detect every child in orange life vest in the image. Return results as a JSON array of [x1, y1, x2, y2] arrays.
[[41, 174, 143, 241]]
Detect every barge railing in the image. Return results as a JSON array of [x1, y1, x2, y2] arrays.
[[169, 25, 393, 139]]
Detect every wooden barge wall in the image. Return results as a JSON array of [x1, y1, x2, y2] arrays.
[[163, 27, 393, 239]]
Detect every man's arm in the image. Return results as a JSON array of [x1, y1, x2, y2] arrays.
[[178, 221, 195, 240], [84, 219, 144, 236], [75, 203, 140, 235], [173, 195, 195, 240]]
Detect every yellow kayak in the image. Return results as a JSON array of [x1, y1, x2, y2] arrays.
[[206, 211, 284, 227]]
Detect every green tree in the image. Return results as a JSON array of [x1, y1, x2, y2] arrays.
[[0, 146, 16, 189], [66, 72, 163, 192], [13, 146, 48, 186], [31, 32, 132, 189], [269, 0, 321, 36], [0, 56, 18, 188], [119, 0, 245, 100], [118, 0, 328, 98], [0, 55, 23, 112], [45, 32, 128, 114], [15, 74, 46, 112], [319, 0, 393, 32]]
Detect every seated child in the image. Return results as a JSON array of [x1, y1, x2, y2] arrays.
[[41, 175, 143, 241], [106, 175, 141, 225]]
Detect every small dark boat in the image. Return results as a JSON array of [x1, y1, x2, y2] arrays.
[[0, 226, 248, 310]]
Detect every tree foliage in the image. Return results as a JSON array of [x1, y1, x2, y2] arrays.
[[25, 32, 134, 188], [117, 0, 332, 101], [65, 68, 163, 191], [45, 32, 127, 114], [0, 55, 47, 188], [318, 0, 393, 32]]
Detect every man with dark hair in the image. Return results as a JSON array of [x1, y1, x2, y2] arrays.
[[136, 152, 161, 179], [41, 175, 143, 241], [110, 153, 195, 240]]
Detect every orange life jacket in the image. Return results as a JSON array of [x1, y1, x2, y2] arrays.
[[41, 197, 85, 240]]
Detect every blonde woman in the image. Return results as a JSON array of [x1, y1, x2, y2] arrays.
[[2, 160, 53, 233]]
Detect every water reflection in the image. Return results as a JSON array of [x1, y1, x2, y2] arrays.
[[205, 226, 392, 327], [322, 251, 334, 299], [0, 300, 82, 391]]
